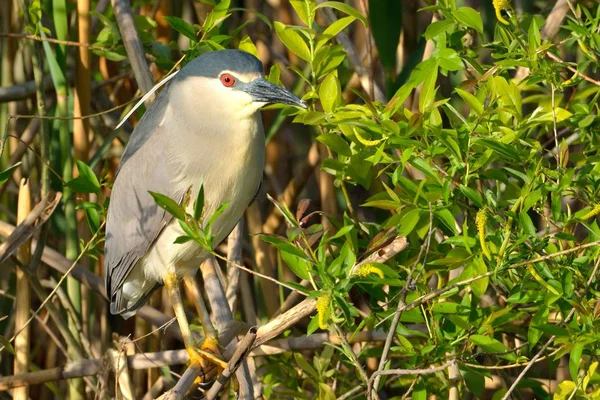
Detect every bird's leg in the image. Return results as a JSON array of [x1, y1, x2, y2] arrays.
[[164, 273, 227, 371], [183, 276, 225, 367]]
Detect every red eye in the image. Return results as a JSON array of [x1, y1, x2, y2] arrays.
[[220, 73, 235, 87]]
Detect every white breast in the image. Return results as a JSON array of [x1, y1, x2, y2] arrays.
[[142, 104, 265, 280]]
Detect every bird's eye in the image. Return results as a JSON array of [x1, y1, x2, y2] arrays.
[[220, 74, 235, 87]]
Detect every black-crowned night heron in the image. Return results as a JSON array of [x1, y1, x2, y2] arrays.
[[104, 49, 306, 370]]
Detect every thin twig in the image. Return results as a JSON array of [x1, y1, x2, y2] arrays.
[[0, 32, 99, 48]]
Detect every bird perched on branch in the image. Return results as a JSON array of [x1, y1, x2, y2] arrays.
[[104, 49, 306, 370]]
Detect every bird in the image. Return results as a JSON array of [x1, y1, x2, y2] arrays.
[[104, 49, 306, 370]]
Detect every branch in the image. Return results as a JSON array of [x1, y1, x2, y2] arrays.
[[111, 0, 155, 99], [0, 188, 61, 264], [206, 327, 257, 400]]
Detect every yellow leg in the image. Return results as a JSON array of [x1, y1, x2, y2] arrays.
[[164, 273, 227, 371]]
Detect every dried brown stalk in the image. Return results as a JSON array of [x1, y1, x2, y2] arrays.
[[13, 178, 31, 400], [0, 191, 61, 264], [111, 0, 155, 99]]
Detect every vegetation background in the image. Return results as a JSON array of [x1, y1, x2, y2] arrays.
[[0, 0, 599, 399]]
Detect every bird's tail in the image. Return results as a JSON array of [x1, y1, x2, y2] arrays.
[[110, 283, 160, 319]]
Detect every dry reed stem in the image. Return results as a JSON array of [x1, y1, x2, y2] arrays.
[[72, 0, 91, 344], [142, 376, 174, 400], [246, 202, 279, 315], [0, 191, 61, 264], [111, 0, 156, 99], [108, 345, 135, 400], [13, 178, 31, 400], [226, 220, 243, 312]]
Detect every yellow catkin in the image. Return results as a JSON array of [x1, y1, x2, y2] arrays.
[[354, 128, 384, 147], [316, 294, 331, 330], [581, 204, 600, 220], [353, 263, 385, 279], [477, 209, 492, 260], [493, 0, 511, 25]]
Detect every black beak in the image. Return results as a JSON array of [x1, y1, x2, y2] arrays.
[[244, 78, 307, 109]]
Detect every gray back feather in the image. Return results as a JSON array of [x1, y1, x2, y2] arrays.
[[104, 82, 184, 309]]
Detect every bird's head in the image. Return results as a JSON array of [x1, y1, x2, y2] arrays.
[[176, 50, 306, 118]]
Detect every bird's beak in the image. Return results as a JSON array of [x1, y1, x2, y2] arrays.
[[244, 78, 307, 109]]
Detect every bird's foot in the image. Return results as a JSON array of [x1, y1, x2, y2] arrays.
[[187, 336, 227, 383]]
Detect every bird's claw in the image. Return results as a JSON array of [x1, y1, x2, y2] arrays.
[[187, 336, 227, 384]]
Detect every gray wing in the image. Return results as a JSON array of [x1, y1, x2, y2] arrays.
[[104, 88, 184, 311]]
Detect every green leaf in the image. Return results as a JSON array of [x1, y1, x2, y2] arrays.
[[149, 191, 186, 221], [318, 71, 341, 113], [398, 208, 421, 236], [470, 256, 488, 297], [317, 383, 336, 400], [317, 133, 351, 156], [460, 366, 485, 398], [412, 378, 426, 400], [206, 201, 230, 227], [0, 334, 14, 355], [528, 305, 548, 349], [455, 88, 484, 116], [66, 160, 101, 194], [469, 335, 516, 361], [194, 184, 205, 221], [434, 208, 457, 234], [238, 35, 258, 58], [519, 211, 537, 236], [274, 21, 311, 62], [267, 193, 299, 228], [260, 234, 312, 261], [419, 59, 438, 113], [315, 2, 367, 27], [528, 17, 541, 60], [410, 157, 441, 184], [290, 0, 313, 26], [281, 251, 311, 281], [424, 19, 455, 40], [569, 342, 584, 382], [0, 162, 21, 186], [452, 7, 483, 34], [317, 16, 356, 50], [474, 139, 520, 161], [163, 16, 196, 40], [459, 185, 484, 208], [204, 0, 231, 32], [174, 236, 193, 244], [438, 48, 463, 71]]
